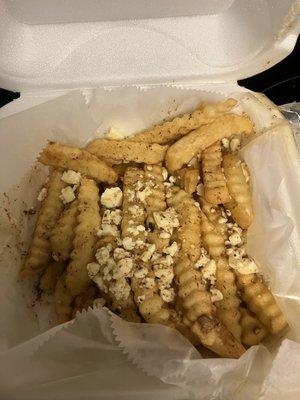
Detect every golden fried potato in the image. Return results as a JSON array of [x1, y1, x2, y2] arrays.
[[86, 139, 168, 165], [215, 258, 241, 340], [165, 114, 253, 173], [236, 273, 287, 334], [50, 200, 78, 261], [202, 141, 231, 204], [66, 178, 101, 296], [38, 142, 117, 184], [201, 210, 226, 259], [167, 186, 201, 262], [21, 169, 66, 276], [223, 154, 253, 229], [240, 307, 267, 346], [131, 98, 237, 144]]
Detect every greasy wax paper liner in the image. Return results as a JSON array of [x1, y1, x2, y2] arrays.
[[0, 87, 300, 400]]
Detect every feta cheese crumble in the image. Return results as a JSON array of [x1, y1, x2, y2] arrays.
[[61, 170, 81, 185], [101, 187, 123, 208]]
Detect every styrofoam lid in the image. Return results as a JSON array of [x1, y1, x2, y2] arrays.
[[0, 0, 299, 92]]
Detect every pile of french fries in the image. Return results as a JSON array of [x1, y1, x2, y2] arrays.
[[21, 98, 287, 358]]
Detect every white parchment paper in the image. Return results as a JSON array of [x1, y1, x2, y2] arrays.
[[0, 87, 300, 400]]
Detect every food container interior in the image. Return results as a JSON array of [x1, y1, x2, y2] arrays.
[[0, 0, 299, 92]]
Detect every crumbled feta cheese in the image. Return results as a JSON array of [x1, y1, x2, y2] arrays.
[[128, 205, 143, 217], [140, 277, 155, 289], [122, 237, 135, 250], [114, 247, 130, 261], [37, 187, 47, 202], [135, 239, 145, 248], [97, 224, 120, 238], [159, 231, 171, 239], [134, 266, 149, 279], [218, 217, 228, 224], [101, 187, 123, 208], [146, 165, 153, 171], [110, 278, 131, 301], [202, 259, 217, 285], [61, 170, 81, 185], [93, 298, 106, 307], [87, 262, 101, 277], [162, 167, 168, 181], [95, 246, 111, 265], [228, 232, 242, 246], [113, 258, 134, 279], [194, 251, 210, 268], [210, 288, 224, 302], [221, 138, 230, 149], [210, 207, 216, 214], [230, 137, 241, 152], [164, 182, 173, 190], [136, 295, 146, 304], [105, 127, 124, 140], [229, 256, 259, 275], [194, 201, 200, 209], [153, 208, 179, 233], [160, 287, 175, 303], [60, 186, 76, 204], [196, 183, 204, 197], [153, 265, 174, 286], [102, 209, 122, 225], [165, 255, 174, 266], [169, 176, 176, 184], [136, 186, 152, 203], [141, 244, 156, 262], [127, 225, 146, 237], [163, 242, 178, 257]]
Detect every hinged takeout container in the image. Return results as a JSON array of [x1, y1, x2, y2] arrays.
[[1, 1, 300, 399]]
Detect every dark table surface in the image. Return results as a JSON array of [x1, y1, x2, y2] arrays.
[[1, 35, 299, 109]]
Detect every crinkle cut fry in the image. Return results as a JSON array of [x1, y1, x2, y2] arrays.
[[236, 273, 288, 335], [240, 307, 267, 346], [215, 258, 241, 341], [166, 186, 201, 262], [144, 165, 169, 252], [130, 98, 237, 144], [166, 113, 253, 173], [202, 141, 231, 205], [168, 188, 245, 358], [121, 167, 147, 241], [223, 154, 253, 229], [86, 139, 168, 165], [38, 142, 117, 184], [200, 209, 225, 260], [21, 169, 66, 277], [122, 167, 171, 324], [50, 199, 79, 261], [66, 178, 101, 296]]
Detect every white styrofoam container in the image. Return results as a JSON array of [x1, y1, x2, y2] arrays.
[[0, 0, 299, 101]]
